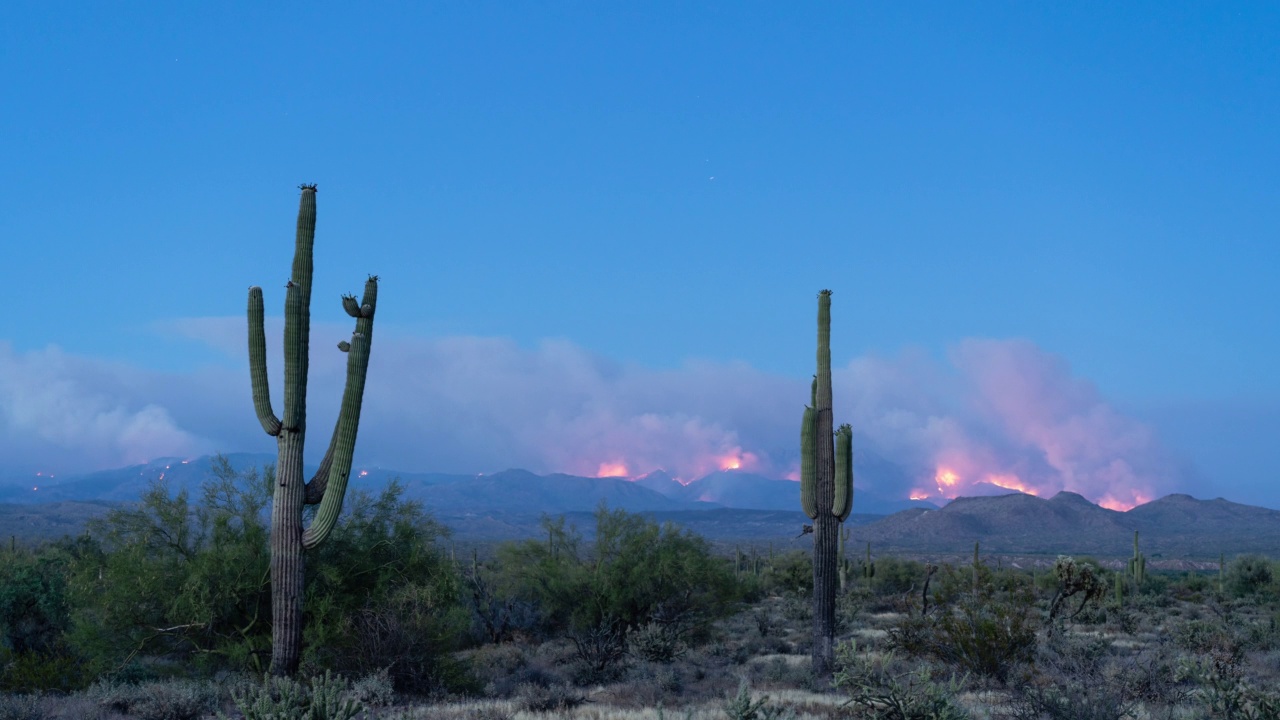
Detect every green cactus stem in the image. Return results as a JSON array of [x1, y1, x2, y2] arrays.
[[833, 424, 853, 521], [1127, 530, 1146, 594], [249, 185, 380, 677], [973, 541, 981, 594], [800, 404, 817, 519], [1219, 552, 1225, 596], [796, 289, 852, 682]]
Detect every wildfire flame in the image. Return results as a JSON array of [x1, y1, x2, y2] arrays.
[[928, 465, 1038, 499], [1097, 492, 1151, 512], [985, 473, 1039, 496], [595, 461, 630, 478], [715, 450, 758, 473]]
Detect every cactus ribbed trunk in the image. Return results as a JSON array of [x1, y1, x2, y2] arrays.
[[799, 290, 848, 683], [249, 185, 379, 676], [270, 433, 306, 675]]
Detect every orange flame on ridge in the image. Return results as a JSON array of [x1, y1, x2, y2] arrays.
[[596, 461, 630, 478]]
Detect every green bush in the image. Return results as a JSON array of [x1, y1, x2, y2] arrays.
[[301, 481, 470, 694], [888, 584, 1038, 684], [870, 557, 927, 597], [67, 459, 274, 678], [1225, 555, 1275, 598], [760, 551, 812, 597], [58, 456, 468, 691], [495, 505, 740, 643]]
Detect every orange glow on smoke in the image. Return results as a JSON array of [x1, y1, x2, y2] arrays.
[[596, 461, 630, 478], [985, 473, 1039, 496], [716, 450, 758, 472], [1097, 492, 1151, 512], [928, 465, 1039, 499]]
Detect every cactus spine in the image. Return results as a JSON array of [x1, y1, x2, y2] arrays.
[[249, 185, 379, 676], [798, 289, 851, 681]]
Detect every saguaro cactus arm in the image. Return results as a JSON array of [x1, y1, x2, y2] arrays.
[[302, 275, 378, 549], [833, 424, 853, 521], [248, 287, 282, 436], [800, 406, 818, 519]]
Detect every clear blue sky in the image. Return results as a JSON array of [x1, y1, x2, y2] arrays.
[[2, 3, 1277, 507]]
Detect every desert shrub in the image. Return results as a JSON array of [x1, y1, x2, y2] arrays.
[[1006, 634, 1147, 720], [833, 642, 970, 720], [0, 644, 86, 693], [0, 541, 80, 657], [630, 620, 687, 662], [349, 667, 395, 708], [67, 460, 274, 678], [567, 619, 628, 685], [1175, 648, 1280, 719], [761, 551, 812, 597], [871, 557, 927, 597], [515, 682, 584, 712], [723, 679, 796, 720], [888, 590, 1037, 684], [751, 656, 813, 690], [1226, 555, 1275, 598], [86, 678, 220, 720], [1176, 618, 1239, 655], [302, 481, 470, 694], [224, 671, 364, 720], [495, 505, 740, 651], [0, 694, 42, 720]]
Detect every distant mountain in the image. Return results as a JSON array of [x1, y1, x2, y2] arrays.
[[628, 469, 935, 515], [7, 455, 1280, 559], [848, 490, 1280, 557]]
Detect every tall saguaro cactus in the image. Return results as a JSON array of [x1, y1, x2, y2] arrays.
[[248, 185, 379, 676], [799, 290, 853, 681]]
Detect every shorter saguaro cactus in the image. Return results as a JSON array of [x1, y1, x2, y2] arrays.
[[973, 540, 981, 595], [837, 527, 851, 592], [1219, 552, 1226, 596], [1128, 530, 1146, 594]]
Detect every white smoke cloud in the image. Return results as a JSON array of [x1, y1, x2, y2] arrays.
[[0, 325, 1183, 507], [0, 342, 209, 472]]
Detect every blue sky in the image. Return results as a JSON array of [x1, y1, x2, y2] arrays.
[[2, 3, 1277, 507]]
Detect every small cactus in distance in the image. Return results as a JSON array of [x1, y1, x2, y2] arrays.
[[973, 540, 981, 595], [1127, 530, 1146, 594]]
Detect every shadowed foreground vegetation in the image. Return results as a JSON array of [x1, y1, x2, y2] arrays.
[[4, 459, 1280, 719]]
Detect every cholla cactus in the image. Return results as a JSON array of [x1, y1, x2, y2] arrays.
[[1047, 555, 1104, 622]]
